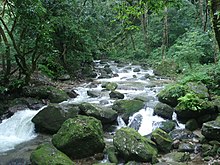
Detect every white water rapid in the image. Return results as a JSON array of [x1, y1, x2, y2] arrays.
[[0, 107, 45, 153]]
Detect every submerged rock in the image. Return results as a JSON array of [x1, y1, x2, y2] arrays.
[[113, 127, 157, 162], [52, 115, 105, 159], [30, 143, 74, 165]]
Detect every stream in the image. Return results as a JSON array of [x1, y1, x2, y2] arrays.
[[0, 60, 184, 164]]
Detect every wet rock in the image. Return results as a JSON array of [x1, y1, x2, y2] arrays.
[[32, 103, 80, 134], [162, 152, 190, 162], [185, 119, 199, 131], [151, 128, 173, 153], [154, 102, 174, 120], [52, 115, 105, 159], [102, 82, 118, 91], [57, 74, 70, 81], [7, 158, 28, 165], [87, 90, 101, 98], [30, 143, 73, 165], [99, 100, 109, 105], [157, 84, 186, 107], [112, 99, 144, 123], [128, 114, 143, 131], [104, 66, 113, 74], [79, 102, 117, 124], [201, 119, 220, 141], [125, 161, 142, 165], [154, 120, 176, 133], [109, 91, 124, 99], [106, 147, 118, 164], [201, 143, 219, 157], [113, 127, 157, 162], [65, 89, 78, 98], [178, 142, 195, 153], [133, 68, 140, 72], [22, 85, 69, 103], [169, 129, 198, 140]]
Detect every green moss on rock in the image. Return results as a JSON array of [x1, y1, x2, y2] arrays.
[[113, 127, 158, 162], [52, 115, 105, 159], [112, 99, 144, 122], [151, 128, 173, 153], [30, 143, 74, 165]]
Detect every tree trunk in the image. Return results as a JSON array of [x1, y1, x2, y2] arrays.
[[141, 3, 149, 56], [130, 33, 136, 51], [162, 6, 168, 62], [199, 0, 205, 30], [210, 0, 220, 50]]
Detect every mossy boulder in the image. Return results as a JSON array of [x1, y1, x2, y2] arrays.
[[106, 147, 118, 164], [163, 152, 190, 162], [155, 120, 176, 133], [102, 82, 118, 91], [151, 128, 173, 153], [87, 90, 101, 98], [112, 99, 144, 122], [175, 93, 216, 120], [32, 103, 80, 134], [185, 119, 199, 131], [30, 143, 74, 165], [22, 85, 69, 103], [52, 115, 105, 159], [154, 102, 174, 120], [79, 102, 117, 124], [157, 84, 186, 107], [109, 91, 124, 99], [113, 127, 158, 162], [201, 119, 220, 141], [186, 82, 209, 99]]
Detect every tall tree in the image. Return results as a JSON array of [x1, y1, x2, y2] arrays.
[[210, 0, 220, 49]]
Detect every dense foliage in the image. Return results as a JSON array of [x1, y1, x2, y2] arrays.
[[0, 0, 220, 94]]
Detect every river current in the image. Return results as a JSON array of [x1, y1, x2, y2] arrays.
[[0, 60, 184, 163]]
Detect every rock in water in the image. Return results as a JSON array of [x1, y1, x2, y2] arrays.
[[52, 115, 105, 159], [30, 143, 74, 165], [113, 127, 157, 162], [32, 104, 80, 134], [151, 128, 173, 153]]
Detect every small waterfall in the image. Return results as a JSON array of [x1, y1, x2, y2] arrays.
[[172, 112, 185, 129], [117, 116, 126, 128], [0, 107, 45, 152]]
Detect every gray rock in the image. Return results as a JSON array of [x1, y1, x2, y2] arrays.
[[154, 102, 174, 120], [201, 119, 220, 141], [109, 91, 124, 99]]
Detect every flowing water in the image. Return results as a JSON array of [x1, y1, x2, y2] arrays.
[[0, 60, 184, 163]]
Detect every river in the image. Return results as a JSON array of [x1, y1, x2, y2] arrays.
[[0, 60, 183, 164]]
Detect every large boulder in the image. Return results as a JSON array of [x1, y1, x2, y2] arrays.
[[151, 128, 173, 153], [201, 118, 220, 141], [186, 82, 209, 99], [154, 102, 174, 120], [113, 127, 157, 162], [79, 102, 117, 124], [22, 85, 69, 103], [32, 104, 80, 134], [52, 115, 105, 159], [175, 94, 216, 120], [112, 99, 144, 122], [157, 84, 186, 107], [154, 120, 176, 133], [30, 143, 74, 165]]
